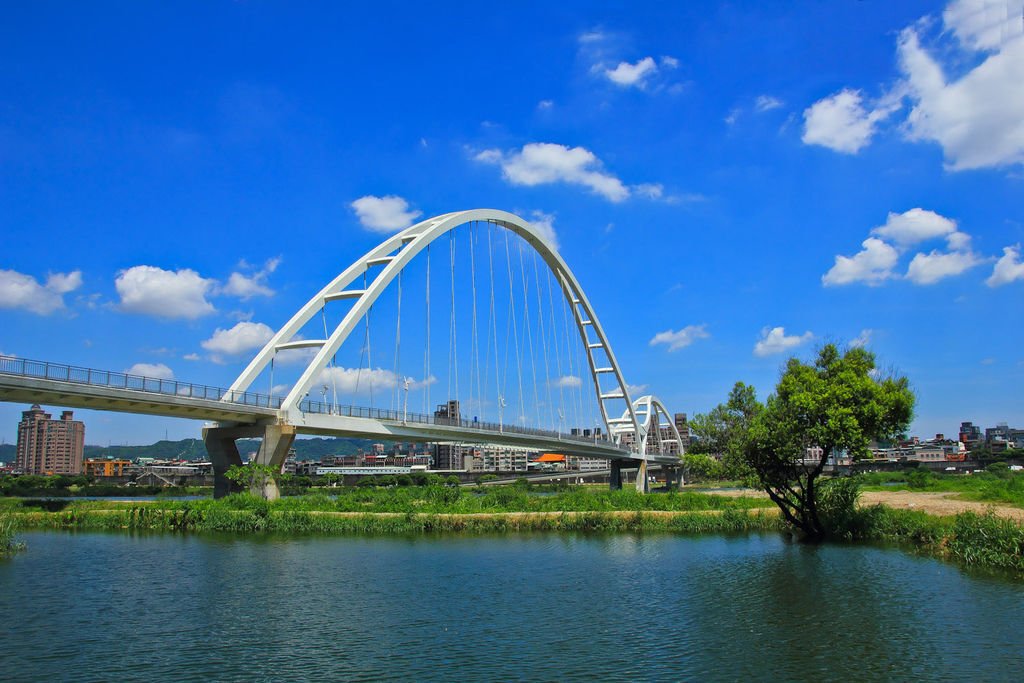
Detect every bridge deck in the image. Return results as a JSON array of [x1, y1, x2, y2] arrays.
[[0, 356, 681, 464]]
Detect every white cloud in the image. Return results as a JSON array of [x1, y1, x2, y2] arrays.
[[350, 195, 423, 233], [724, 108, 741, 126], [943, 0, 1024, 52], [905, 248, 984, 284], [125, 362, 174, 380], [649, 324, 710, 352], [810, 3, 1024, 169], [626, 383, 648, 396], [46, 271, 83, 294], [528, 210, 559, 251], [850, 329, 873, 348], [116, 265, 215, 319], [755, 95, 784, 112], [632, 183, 664, 200], [660, 55, 680, 69], [802, 88, 900, 153], [551, 375, 582, 389], [604, 56, 658, 87], [317, 367, 434, 395], [754, 327, 813, 357], [822, 237, 900, 286], [0, 269, 82, 315], [898, 25, 1024, 170], [475, 143, 631, 202], [578, 30, 606, 44], [986, 244, 1024, 286], [537, 99, 553, 110], [222, 257, 279, 299], [871, 208, 958, 246], [200, 321, 274, 362], [183, 353, 201, 361]]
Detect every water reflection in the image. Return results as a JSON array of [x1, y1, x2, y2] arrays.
[[1, 531, 1021, 682]]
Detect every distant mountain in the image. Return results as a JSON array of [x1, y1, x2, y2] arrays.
[[5, 436, 388, 463]]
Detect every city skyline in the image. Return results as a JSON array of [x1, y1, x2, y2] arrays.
[[2, 1, 1022, 444]]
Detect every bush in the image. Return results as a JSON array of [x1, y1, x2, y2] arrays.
[[986, 461, 1010, 478], [816, 477, 861, 539], [0, 514, 25, 555], [682, 453, 726, 481], [356, 476, 378, 488], [907, 469, 933, 489]]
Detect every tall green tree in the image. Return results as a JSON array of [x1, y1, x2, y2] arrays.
[[745, 344, 914, 542], [689, 381, 762, 480]]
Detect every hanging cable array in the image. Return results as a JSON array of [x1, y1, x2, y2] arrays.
[[246, 214, 644, 450]]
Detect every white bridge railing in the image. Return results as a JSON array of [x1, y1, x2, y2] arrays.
[[0, 355, 630, 452], [0, 354, 280, 408]]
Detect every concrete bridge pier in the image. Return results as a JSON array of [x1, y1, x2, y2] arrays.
[[202, 423, 295, 500], [662, 465, 685, 489], [635, 460, 649, 494], [610, 461, 623, 490], [249, 424, 296, 500]]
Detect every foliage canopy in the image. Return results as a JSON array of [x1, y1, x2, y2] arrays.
[[745, 344, 914, 541]]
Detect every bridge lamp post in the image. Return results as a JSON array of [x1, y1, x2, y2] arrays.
[[498, 395, 506, 433], [321, 384, 329, 414], [402, 377, 410, 424], [557, 408, 565, 439]]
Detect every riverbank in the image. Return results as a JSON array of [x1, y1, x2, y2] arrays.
[[2, 487, 1022, 575]]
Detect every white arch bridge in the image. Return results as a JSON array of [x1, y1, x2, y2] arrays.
[[0, 210, 686, 496]]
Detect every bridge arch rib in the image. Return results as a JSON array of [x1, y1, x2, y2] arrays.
[[614, 394, 684, 456], [227, 209, 645, 450]]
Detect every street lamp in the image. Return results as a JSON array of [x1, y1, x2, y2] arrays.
[[402, 377, 410, 424]]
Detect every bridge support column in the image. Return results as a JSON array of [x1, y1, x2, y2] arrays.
[[663, 466, 684, 490], [203, 426, 248, 498], [635, 460, 649, 494], [249, 424, 296, 501], [609, 461, 623, 490], [203, 423, 294, 500]]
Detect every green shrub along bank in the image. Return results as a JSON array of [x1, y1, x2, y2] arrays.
[[10, 501, 781, 536], [0, 514, 25, 556], [0, 486, 772, 516]]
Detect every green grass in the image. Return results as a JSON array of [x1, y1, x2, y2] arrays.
[[857, 470, 1024, 508]]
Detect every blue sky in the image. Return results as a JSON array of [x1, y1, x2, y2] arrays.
[[1, 1, 1022, 446]]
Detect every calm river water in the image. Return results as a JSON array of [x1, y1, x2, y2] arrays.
[[1, 531, 1022, 681]]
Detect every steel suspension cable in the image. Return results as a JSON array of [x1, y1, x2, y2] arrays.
[[448, 231, 459, 406], [504, 231, 526, 426], [532, 251, 555, 430], [424, 244, 431, 415], [322, 306, 338, 413], [469, 222, 483, 421], [545, 265, 567, 435], [392, 269, 402, 413], [516, 239, 541, 428], [485, 224, 501, 427], [355, 270, 367, 402], [559, 282, 582, 435]]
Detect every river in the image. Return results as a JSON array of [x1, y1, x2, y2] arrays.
[[1, 531, 1021, 681]]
